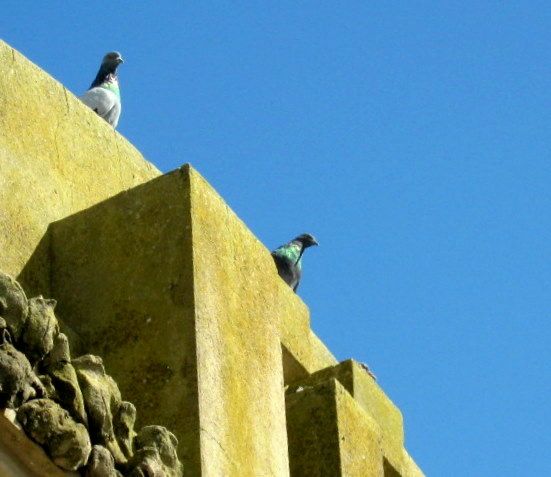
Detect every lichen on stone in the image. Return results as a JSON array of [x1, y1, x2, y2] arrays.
[[0, 271, 29, 341], [0, 335, 44, 408], [17, 398, 92, 470], [43, 332, 88, 426], [18, 296, 59, 365], [114, 400, 137, 460], [73, 354, 127, 464], [85, 444, 123, 477], [0, 271, 184, 475], [126, 425, 183, 477]]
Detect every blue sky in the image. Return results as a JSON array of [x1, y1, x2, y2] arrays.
[[3, 2, 551, 474]]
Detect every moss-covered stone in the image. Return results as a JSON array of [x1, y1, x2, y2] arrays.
[[0, 338, 44, 408], [43, 333, 88, 426], [113, 401, 137, 460], [44, 164, 425, 476], [18, 297, 59, 365], [72, 355, 126, 464], [126, 426, 182, 477], [286, 378, 383, 476], [17, 398, 91, 470], [290, 359, 405, 470], [84, 445, 121, 477], [0, 272, 29, 341]]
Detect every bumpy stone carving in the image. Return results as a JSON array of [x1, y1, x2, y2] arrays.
[[0, 272, 183, 475], [114, 400, 137, 460], [17, 398, 92, 470], [38, 373, 59, 400], [43, 333, 88, 426], [84, 445, 123, 477], [0, 271, 29, 341], [73, 354, 127, 464], [0, 320, 44, 408], [19, 296, 59, 364], [127, 426, 183, 477]]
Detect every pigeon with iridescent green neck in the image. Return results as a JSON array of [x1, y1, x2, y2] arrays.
[[271, 233, 319, 292], [80, 51, 124, 128]]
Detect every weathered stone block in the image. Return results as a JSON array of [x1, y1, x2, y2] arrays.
[[19, 297, 59, 365], [286, 378, 383, 476], [49, 166, 326, 476], [17, 398, 91, 471], [72, 355, 126, 464], [291, 359, 405, 471], [0, 272, 29, 341], [0, 338, 44, 408], [0, 413, 67, 477], [43, 333, 88, 426], [0, 40, 424, 477]]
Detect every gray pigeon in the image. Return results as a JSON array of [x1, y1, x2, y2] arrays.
[[80, 51, 124, 128], [271, 233, 319, 292]]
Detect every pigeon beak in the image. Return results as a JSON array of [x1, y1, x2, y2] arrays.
[[117, 57, 124, 64], [312, 238, 319, 246]]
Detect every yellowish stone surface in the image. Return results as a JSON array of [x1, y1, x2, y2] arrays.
[[0, 40, 159, 293], [49, 167, 338, 476], [286, 378, 384, 476], [1, 41, 424, 476]]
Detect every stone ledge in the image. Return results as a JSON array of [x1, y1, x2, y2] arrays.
[[286, 378, 383, 476], [288, 359, 406, 473]]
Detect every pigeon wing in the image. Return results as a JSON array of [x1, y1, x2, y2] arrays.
[[80, 88, 119, 125], [272, 249, 300, 290], [104, 100, 121, 128]]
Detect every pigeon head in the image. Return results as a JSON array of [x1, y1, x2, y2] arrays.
[[89, 51, 124, 89], [295, 233, 319, 249], [101, 51, 124, 71]]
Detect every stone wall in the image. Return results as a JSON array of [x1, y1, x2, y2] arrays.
[[0, 41, 423, 476], [0, 40, 159, 294]]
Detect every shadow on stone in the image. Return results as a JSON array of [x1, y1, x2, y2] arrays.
[[17, 229, 52, 299]]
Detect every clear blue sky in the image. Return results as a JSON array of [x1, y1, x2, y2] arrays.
[[4, 2, 550, 475]]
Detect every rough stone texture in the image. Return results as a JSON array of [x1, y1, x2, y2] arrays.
[[0, 274, 181, 476], [290, 359, 405, 472], [0, 40, 159, 295], [49, 171, 201, 474], [188, 166, 295, 477], [0, 272, 29, 341], [0, 338, 44, 408], [126, 425, 183, 477], [37, 374, 59, 401], [286, 378, 383, 476], [336, 382, 384, 477], [0, 43, 423, 475], [16, 398, 91, 470], [72, 355, 126, 464], [0, 413, 67, 477], [18, 297, 59, 365], [43, 333, 87, 425], [113, 401, 137, 460], [47, 166, 339, 475], [280, 316, 337, 384], [84, 445, 120, 477]]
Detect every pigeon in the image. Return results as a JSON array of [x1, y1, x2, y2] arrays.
[[80, 51, 124, 128], [271, 233, 318, 292]]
